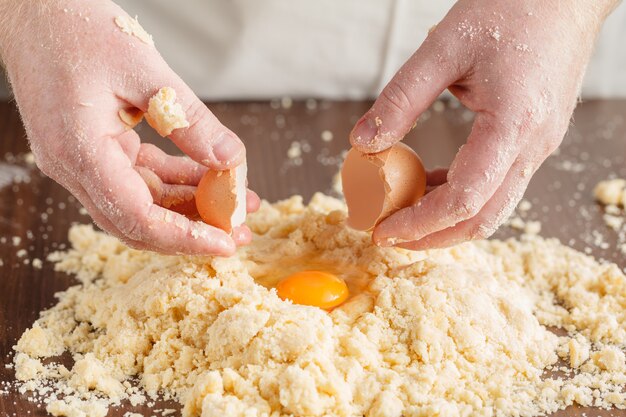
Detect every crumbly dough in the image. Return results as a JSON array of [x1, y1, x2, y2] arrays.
[[114, 15, 155, 46], [145, 87, 190, 137], [46, 397, 108, 417], [13, 194, 626, 416]]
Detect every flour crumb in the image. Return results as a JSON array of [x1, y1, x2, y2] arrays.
[[114, 15, 154, 46], [287, 141, 302, 159], [280, 97, 293, 109], [518, 199, 532, 212], [24, 152, 36, 165], [592, 347, 625, 372], [489, 26, 501, 41], [432, 100, 445, 112], [320, 130, 334, 142], [594, 178, 626, 207], [524, 220, 542, 235], [567, 337, 590, 368], [594, 178, 626, 255], [145, 87, 189, 137], [508, 216, 541, 235]]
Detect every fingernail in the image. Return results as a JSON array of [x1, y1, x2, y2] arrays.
[[351, 117, 379, 146], [374, 235, 410, 248], [213, 132, 245, 165]]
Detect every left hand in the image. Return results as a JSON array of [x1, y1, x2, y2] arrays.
[[349, 0, 616, 250]]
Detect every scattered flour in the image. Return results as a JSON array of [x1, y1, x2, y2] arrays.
[[12, 194, 626, 417], [0, 163, 30, 189], [32, 258, 43, 269], [286, 141, 302, 159], [507, 216, 542, 235], [321, 130, 334, 142], [145, 87, 190, 137]]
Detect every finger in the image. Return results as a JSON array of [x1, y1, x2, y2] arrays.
[[350, 32, 468, 153], [232, 225, 253, 246], [373, 114, 523, 246], [426, 167, 449, 193], [398, 156, 536, 250], [52, 165, 152, 250], [135, 166, 199, 218], [136, 143, 207, 185], [115, 128, 141, 164], [138, 165, 257, 242], [72, 182, 153, 251], [122, 72, 245, 170], [247, 189, 261, 213], [83, 130, 236, 256]]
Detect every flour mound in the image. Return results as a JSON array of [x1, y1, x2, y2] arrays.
[[13, 194, 626, 416]]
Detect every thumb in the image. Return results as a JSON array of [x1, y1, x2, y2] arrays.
[[125, 70, 245, 170], [350, 32, 466, 154]]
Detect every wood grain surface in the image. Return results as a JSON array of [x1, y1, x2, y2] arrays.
[[0, 99, 625, 416]]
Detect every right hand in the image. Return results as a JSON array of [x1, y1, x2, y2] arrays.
[[349, 0, 616, 250], [0, 0, 260, 256]]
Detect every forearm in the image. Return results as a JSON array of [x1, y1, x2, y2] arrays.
[[0, 0, 61, 67], [593, 0, 622, 19], [567, 0, 622, 33]]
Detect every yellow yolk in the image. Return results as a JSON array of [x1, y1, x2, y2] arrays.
[[276, 271, 349, 310]]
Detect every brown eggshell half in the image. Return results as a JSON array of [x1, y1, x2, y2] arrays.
[[195, 163, 247, 233], [341, 143, 427, 231]]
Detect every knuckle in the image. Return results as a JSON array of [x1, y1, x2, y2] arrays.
[[113, 203, 149, 241], [183, 99, 206, 127], [121, 216, 144, 241], [380, 81, 416, 116], [451, 189, 484, 219], [118, 237, 145, 251], [544, 134, 563, 155], [183, 99, 217, 139], [468, 222, 495, 241]]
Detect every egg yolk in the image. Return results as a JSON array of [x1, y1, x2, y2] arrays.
[[276, 271, 349, 310]]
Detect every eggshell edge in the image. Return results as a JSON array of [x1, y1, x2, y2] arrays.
[[195, 161, 247, 233], [342, 143, 426, 231]]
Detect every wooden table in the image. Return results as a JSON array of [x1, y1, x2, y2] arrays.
[[0, 99, 625, 416]]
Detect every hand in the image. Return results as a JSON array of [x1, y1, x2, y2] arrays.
[[0, 0, 260, 256], [350, 0, 617, 250]]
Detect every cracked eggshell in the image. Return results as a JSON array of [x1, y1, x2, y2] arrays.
[[195, 162, 247, 233], [118, 107, 144, 129], [341, 143, 426, 231]]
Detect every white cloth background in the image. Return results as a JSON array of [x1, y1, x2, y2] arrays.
[[1, 0, 625, 99]]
